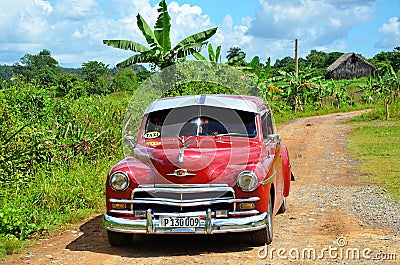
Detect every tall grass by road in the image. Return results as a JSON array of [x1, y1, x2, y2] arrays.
[[348, 102, 400, 202]]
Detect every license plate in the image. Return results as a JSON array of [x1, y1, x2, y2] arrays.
[[159, 216, 200, 228]]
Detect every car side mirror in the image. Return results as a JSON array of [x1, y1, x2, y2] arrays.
[[123, 135, 136, 157], [264, 134, 281, 145], [124, 135, 136, 148]]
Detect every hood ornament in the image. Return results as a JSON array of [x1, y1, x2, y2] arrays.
[[167, 168, 196, 177], [177, 135, 195, 163]]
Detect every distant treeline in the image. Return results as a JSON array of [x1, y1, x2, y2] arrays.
[[1, 47, 399, 82]]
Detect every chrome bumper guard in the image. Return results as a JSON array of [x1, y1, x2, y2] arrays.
[[103, 209, 268, 234]]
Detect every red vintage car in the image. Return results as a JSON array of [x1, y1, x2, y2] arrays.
[[103, 94, 293, 246]]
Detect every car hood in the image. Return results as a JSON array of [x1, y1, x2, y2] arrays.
[[133, 137, 263, 185]]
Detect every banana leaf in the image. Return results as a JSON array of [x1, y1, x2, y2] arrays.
[[103, 40, 149, 52], [116, 50, 156, 68], [215, 45, 221, 63], [173, 27, 217, 51], [154, 0, 171, 51], [136, 14, 161, 50], [208, 43, 215, 62], [192, 51, 207, 61]]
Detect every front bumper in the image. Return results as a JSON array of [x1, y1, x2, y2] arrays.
[[103, 209, 268, 234]]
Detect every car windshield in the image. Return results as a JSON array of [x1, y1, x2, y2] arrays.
[[144, 106, 257, 139]]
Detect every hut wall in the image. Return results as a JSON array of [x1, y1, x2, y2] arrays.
[[327, 57, 375, 80]]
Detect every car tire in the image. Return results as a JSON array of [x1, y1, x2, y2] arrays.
[[250, 195, 273, 245], [277, 197, 287, 214], [107, 230, 133, 247]]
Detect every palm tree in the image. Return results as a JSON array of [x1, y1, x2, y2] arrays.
[[103, 0, 217, 70], [226, 47, 246, 66]]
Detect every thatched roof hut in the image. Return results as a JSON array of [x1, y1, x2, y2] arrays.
[[326, 53, 375, 80]]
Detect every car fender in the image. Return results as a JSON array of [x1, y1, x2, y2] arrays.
[[281, 144, 291, 197]]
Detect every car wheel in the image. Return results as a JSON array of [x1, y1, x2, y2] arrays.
[[277, 197, 287, 214], [107, 230, 133, 247], [250, 195, 273, 245]]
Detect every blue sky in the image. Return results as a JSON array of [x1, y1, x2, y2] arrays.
[[0, 0, 399, 68]]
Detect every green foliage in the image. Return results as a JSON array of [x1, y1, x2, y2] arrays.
[[272, 66, 352, 111], [370, 47, 400, 72], [12, 49, 61, 87], [0, 65, 13, 81], [0, 82, 130, 240], [112, 69, 139, 92], [0, 234, 32, 257], [358, 63, 400, 120], [192, 43, 222, 63], [0, 157, 117, 241], [163, 81, 234, 97], [82, 61, 113, 95], [306, 50, 343, 69]]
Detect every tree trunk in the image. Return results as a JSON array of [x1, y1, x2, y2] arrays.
[[385, 91, 393, 121], [385, 101, 390, 121]]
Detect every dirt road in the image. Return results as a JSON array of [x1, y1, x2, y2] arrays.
[[3, 110, 399, 264]]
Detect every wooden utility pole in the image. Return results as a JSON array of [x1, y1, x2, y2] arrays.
[[294, 39, 298, 78]]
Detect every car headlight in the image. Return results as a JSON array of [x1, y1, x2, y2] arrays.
[[237, 171, 258, 192], [109, 172, 129, 191]]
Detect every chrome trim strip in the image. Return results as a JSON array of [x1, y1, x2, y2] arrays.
[[139, 184, 229, 188], [109, 197, 259, 207], [132, 186, 234, 194], [229, 210, 259, 216], [108, 209, 260, 216], [109, 209, 132, 214]]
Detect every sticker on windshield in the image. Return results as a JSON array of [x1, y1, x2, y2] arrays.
[[144, 131, 160, 139], [146, 141, 161, 147]]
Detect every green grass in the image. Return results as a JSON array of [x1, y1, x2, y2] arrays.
[[0, 155, 120, 257], [0, 235, 34, 259], [347, 120, 400, 202]]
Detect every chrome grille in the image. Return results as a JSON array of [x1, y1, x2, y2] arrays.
[[131, 184, 235, 213]]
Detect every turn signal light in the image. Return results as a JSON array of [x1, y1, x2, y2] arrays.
[[240, 203, 255, 210], [112, 203, 126, 210]]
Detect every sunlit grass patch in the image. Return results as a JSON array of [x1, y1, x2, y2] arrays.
[[0, 235, 34, 258], [347, 121, 400, 202]]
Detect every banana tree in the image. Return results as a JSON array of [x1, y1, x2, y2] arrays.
[[376, 64, 400, 120], [103, 0, 217, 70]]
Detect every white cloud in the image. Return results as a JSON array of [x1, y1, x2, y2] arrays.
[[0, 0, 53, 42], [53, 0, 99, 20], [0, 0, 158, 66], [247, 0, 376, 46], [0, 0, 386, 67], [167, 2, 212, 45], [375, 17, 400, 49]]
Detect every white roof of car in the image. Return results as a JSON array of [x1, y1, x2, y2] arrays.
[[144, 95, 267, 114]]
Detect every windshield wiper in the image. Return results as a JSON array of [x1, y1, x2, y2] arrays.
[[214, 132, 251, 137]]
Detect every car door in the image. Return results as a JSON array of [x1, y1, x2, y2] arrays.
[[261, 111, 284, 211]]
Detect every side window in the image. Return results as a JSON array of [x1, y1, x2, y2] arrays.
[[261, 112, 275, 139]]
